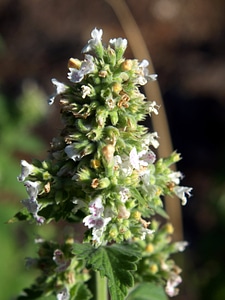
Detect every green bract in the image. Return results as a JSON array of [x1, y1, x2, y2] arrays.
[[13, 28, 192, 299]]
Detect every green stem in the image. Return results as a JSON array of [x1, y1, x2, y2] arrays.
[[96, 271, 108, 300]]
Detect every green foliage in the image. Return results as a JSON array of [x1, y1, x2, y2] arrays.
[[73, 243, 141, 300], [126, 282, 168, 300], [0, 83, 46, 197]]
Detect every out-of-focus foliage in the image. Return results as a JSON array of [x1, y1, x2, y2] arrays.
[[0, 74, 50, 299], [0, 82, 47, 197]]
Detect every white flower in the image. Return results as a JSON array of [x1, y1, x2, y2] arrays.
[[89, 195, 104, 216], [49, 78, 68, 105], [57, 287, 70, 300], [82, 28, 103, 53], [140, 228, 154, 240], [24, 180, 41, 200], [147, 101, 160, 115], [119, 187, 130, 203], [165, 273, 182, 297], [140, 149, 156, 165], [64, 144, 81, 161], [68, 54, 95, 83], [129, 147, 156, 173], [174, 241, 189, 252], [17, 160, 35, 182], [114, 154, 133, 176], [136, 59, 158, 85], [21, 198, 39, 215], [144, 132, 159, 149], [83, 195, 111, 245], [168, 171, 183, 185], [106, 97, 116, 109], [173, 186, 192, 205], [92, 217, 111, 244], [81, 85, 92, 98], [109, 38, 128, 50], [129, 147, 140, 170]]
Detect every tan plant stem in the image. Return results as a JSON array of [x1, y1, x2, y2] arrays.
[[105, 0, 183, 241]]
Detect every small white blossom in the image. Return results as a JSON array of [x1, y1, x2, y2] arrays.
[[119, 187, 130, 203], [49, 78, 68, 105], [173, 186, 192, 205], [83, 195, 111, 245], [129, 147, 156, 173], [129, 147, 140, 170], [168, 171, 183, 185], [21, 198, 39, 215], [89, 196, 104, 216], [145, 132, 159, 149], [165, 273, 182, 297], [147, 101, 160, 115], [136, 59, 158, 85], [106, 97, 116, 109], [140, 149, 156, 165], [68, 54, 95, 83], [81, 85, 92, 98], [140, 228, 154, 240], [24, 180, 41, 200], [174, 241, 189, 252], [109, 38, 128, 50], [57, 287, 70, 300], [82, 28, 103, 53], [17, 160, 35, 182]]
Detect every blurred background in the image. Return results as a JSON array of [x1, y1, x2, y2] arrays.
[[0, 0, 225, 299]]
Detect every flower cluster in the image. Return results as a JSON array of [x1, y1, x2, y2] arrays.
[[15, 28, 192, 299], [135, 220, 188, 297], [24, 238, 90, 299]]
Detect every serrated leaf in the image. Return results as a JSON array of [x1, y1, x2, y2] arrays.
[[73, 243, 141, 300], [126, 282, 169, 300]]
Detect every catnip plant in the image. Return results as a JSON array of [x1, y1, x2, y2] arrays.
[[13, 28, 192, 300]]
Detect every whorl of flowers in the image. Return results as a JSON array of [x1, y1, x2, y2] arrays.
[[16, 28, 192, 298]]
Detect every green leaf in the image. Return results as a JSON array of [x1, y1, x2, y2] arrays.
[[70, 282, 92, 300], [73, 243, 141, 300], [7, 208, 32, 223], [126, 282, 169, 300], [130, 188, 145, 205]]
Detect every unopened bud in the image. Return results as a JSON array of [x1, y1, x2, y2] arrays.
[[68, 58, 81, 69], [112, 83, 122, 94], [102, 144, 115, 163], [118, 205, 130, 219], [121, 59, 133, 71]]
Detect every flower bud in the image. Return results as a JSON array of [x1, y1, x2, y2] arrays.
[[150, 264, 158, 274], [90, 159, 101, 169], [91, 177, 110, 189], [145, 243, 154, 253], [96, 106, 109, 127], [68, 58, 81, 69], [109, 111, 119, 126], [102, 144, 115, 163], [118, 205, 130, 219], [109, 225, 119, 239], [121, 59, 133, 71], [112, 83, 122, 94]]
